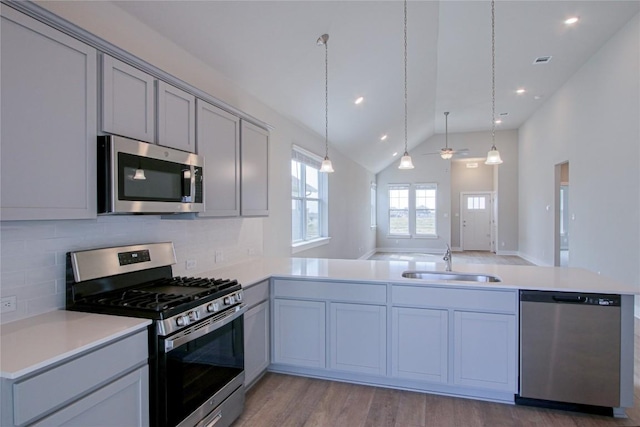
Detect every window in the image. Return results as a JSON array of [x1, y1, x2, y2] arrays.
[[389, 185, 410, 235], [291, 146, 328, 244], [388, 183, 438, 237], [467, 196, 486, 210], [370, 182, 377, 228], [415, 184, 437, 236]]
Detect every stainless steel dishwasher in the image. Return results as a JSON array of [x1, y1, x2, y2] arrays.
[[518, 290, 621, 409]]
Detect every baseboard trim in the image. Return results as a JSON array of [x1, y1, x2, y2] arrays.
[[375, 247, 442, 255], [516, 252, 551, 267], [359, 250, 377, 260]]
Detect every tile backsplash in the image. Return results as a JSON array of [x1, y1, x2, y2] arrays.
[[0, 215, 263, 324]]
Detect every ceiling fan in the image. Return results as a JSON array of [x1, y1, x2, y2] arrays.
[[423, 112, 469, 159]]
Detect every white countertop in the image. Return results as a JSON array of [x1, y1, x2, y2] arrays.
[[0, 310, 150, 380], [203, 257, 639, 295]]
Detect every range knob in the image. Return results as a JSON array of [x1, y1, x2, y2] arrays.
[[188, 310, 200, 321], [224, 295, 236, 305], [207, 302, 220, 313], [236, 292, 243, 302], [176, 315, 190, 327]]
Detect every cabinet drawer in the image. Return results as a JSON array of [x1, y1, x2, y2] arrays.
[[244, 280, 269, 308], [392, 285, 516, 313], [273, 279, 386, 304], [13, 331, 147, 425]]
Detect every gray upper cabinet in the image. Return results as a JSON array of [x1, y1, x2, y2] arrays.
[[101, 54, 156, 143], [196, 100, 240, 217], [0, 4, 97, 220], [240, 120, 269, 216], [157, 80, 196, 153]]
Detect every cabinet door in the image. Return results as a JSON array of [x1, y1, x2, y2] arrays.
[[240, 120, 269, 216], [330, 303, 386, 375], [391, 307, 448, 383], [244, 301, 270, 387], [273, 299, 325, 368], [101, 54, 155, 143], [30, 366, 149, 427], [453, 311, 516, 392], [156, 80, 196, 152], [1, 5, 97, 220], [196, 99, 240, 217]]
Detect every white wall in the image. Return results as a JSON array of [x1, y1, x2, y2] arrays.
[[519, 14, 639, 312], [376, 129, 518, 254], [0, 2, 375, 323]]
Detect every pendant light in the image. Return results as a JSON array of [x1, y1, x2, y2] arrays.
[[317, 33, 334, 173], [398, 0, 414, 170], [485, 0, 503, 165], [441, 112, 454, 160]]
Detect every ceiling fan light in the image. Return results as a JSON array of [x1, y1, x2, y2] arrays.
[[398, 152, 415, 169], [485, 147, 503, 165], [440, 148, 454, 160], [320, 157, 335, 173]]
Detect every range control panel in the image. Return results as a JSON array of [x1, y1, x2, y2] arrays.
[[118, 249, 151, 266]]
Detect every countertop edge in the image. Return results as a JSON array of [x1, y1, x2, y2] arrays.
[[1, 316, 151, 380]]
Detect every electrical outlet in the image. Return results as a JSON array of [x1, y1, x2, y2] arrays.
[[215, 251, 224, 263], [185, 259, 197, 270], [1, 296, 17, 313]]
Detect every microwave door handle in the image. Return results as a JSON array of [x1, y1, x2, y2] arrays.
[[182, 168, 192, 202]]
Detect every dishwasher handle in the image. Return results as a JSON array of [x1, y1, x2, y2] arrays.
[[520, 290, 620, 306], [552, 295, 587, 304]]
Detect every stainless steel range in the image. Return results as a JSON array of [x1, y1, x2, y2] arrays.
[[66, 242, 246, 427]]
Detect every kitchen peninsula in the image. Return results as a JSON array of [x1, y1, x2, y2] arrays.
[[208, 257, 636, 415]]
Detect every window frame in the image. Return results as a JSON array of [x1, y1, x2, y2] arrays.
[[291, 145, 330, 251], [387, 183, 438, 238], [370, 182, 377, 228], [388, 184, 411, 237], [414, 183, 438, 238]]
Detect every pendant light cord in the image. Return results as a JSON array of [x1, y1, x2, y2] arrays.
[[403, 0, 408, 155], [491, 0, 496, 149], [324, 39, 329, 159]]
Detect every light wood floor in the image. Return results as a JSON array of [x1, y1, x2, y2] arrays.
[[233, 319, 640, 427], [368, 251, 534, 266]]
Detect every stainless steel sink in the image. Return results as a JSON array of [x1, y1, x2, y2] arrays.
[[401, 270, 502, 282]]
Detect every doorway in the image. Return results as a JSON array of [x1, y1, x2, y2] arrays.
[[460, 192, 493, 251], [554, 162, 569, 267]]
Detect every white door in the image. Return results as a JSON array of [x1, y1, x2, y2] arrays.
[[461, 193, 492, 251]]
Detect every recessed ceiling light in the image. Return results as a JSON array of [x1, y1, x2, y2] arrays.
[[499, 112, 509, 116], [564, 17, 579, 25], [380, 134, 388, 141], [392, 152, 398, 157], [495, 119, 502, 124], [534, 95, 542, 100], [516, 88, 526, 94], [355, 96, 364, 105]]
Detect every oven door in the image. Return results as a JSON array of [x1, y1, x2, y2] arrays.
[[158, 305, 246, 427]]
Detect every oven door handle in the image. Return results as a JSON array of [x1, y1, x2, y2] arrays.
[[164, 304, 247, 352]]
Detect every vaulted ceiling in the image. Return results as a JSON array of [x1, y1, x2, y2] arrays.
[[113, 1, 639, 173]]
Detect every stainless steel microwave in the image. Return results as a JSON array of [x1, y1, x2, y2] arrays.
[[98, 135, 204, 214]]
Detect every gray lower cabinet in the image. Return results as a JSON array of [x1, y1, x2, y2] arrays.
[[240, 120, 269, 217], [197, 99, 241, 217], [391, 307, 448, 383], [270, 278, 517, 401], [1, 331, 149, 427], [273, 298, 326, 368], [1, 4, 97, 220], [243, 280, 270, 388], [330, 303, 386, 375], [453, 310, 516, 392]]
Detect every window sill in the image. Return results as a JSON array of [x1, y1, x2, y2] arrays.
[[291, 237, 331, 254], [387, 235, 411, 239], [413, 235, 439, 239]]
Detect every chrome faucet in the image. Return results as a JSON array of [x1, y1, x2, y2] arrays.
[[443, 244, 452, 271]]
